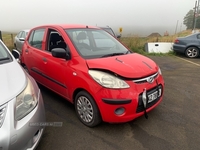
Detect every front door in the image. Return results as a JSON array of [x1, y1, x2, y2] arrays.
[[41, 29, 69, 99]]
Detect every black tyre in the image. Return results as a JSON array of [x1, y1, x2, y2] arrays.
[[75, 91, 101, 127], [185, 47, 199, 58]]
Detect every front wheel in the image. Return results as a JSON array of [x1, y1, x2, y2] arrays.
[[185, 47, 199, 58], [75, 91, 101, 127]]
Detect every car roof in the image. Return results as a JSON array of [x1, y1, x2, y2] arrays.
[[32, 24, 100, 30], [98, 26, 112, 29], [19, 29, 30, 32], [23, 29, 30, 32]]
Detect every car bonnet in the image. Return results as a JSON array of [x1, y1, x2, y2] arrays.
[[0, 61, 26, 105], [86, 53, 158, 78]]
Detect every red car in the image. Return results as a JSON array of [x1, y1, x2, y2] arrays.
[[20, 24, 164, 127]]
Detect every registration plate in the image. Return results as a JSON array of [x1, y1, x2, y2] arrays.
[[148, 89, 162, 103]]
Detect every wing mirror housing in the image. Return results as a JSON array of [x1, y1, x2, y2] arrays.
[[19, 38, 25, 41], [12, 49, 21, 63], [51, 47, 71, 60], [116, 34, 121, 39]]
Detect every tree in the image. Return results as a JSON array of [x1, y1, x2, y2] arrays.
[[195, 11, 200, 29], [184, 10, 195, 29], [184, 9, 200, 29]]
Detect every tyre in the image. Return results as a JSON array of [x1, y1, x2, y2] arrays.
[[185, 47, 199, 58], [75, 91, 101, 127]]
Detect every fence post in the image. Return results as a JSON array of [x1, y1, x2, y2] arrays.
[[11, 34, 14, 46], [0, 30, 2, 41]]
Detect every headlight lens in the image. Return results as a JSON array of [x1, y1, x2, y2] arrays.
[[158, 67, 162, 75], [89, 70, 130, 89], [15, 77, 38, 120]]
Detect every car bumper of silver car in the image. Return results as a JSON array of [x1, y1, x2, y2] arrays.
[[0, 90, 45, 150]]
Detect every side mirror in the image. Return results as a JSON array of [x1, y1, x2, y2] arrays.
[[51, 48, 71, 60], [12, 49, 21, 63], [116, 34, 121, 38], [19, 38, 25, 41]]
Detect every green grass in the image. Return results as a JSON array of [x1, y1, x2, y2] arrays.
[[119, 37, 173, 56], [118, 30, 193, 56], [2, 33, 16, 50]]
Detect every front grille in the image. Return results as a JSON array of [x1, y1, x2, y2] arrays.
[[133, 72, 158, 84], [0, 104, 7, 128], [136, 85, 163, 113]]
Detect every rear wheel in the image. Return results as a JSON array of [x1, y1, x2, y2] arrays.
[[75, 91, 101, 127], [185, 47, 199, 58]]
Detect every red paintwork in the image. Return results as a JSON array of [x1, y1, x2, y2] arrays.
[[20, 24, 165, 123], [86, 53, 158, 78]]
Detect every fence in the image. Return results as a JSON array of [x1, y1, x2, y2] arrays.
[[1, 31, 15, 49]]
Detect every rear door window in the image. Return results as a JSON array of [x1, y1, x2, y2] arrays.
[[17, 31, 22, 38], [21, 31, 26, 39], [28, 29, 45, 49]]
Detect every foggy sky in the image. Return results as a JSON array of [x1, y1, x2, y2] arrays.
[[0, 0, 195, 36]]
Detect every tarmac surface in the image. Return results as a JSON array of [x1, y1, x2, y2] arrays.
[[36, 55, 200, 150]]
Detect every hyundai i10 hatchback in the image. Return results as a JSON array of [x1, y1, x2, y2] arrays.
[[20, 24, 164, 127], [0, 40, 45, 150]]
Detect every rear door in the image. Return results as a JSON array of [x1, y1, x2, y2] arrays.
[[23, 28, 48, 84]]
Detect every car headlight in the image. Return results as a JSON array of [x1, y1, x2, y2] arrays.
[[15, 77, 38, 120], [89, 70, 130, 89], [158, 67, 162, 75]]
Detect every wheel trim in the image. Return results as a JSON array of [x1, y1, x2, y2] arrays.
[[77, 96, 94, 123], [187, 48, 198, 57]]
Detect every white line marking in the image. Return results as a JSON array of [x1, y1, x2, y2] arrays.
[[175, 56, 200, 67]]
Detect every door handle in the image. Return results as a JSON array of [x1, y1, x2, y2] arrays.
[[25, 49, 29, 52], [42, 57, 47, 62]]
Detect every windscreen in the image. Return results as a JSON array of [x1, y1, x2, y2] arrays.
[[65, 28, 129, 59], [0, 41, 12, 64]]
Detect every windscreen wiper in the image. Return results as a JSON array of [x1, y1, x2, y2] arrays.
[[101, 52, 125, 58]]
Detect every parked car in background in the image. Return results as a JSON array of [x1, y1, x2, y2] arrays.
[[20, 24, 164, 127], [99, 26, 121, 38], [0, 39, 45, 150], [172, 32, 200, 58], [14, 29, 30, 53]]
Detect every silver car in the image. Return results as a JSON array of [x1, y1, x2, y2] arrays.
[[14, 29, 29, 53], [0, 40, 45, 150]]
